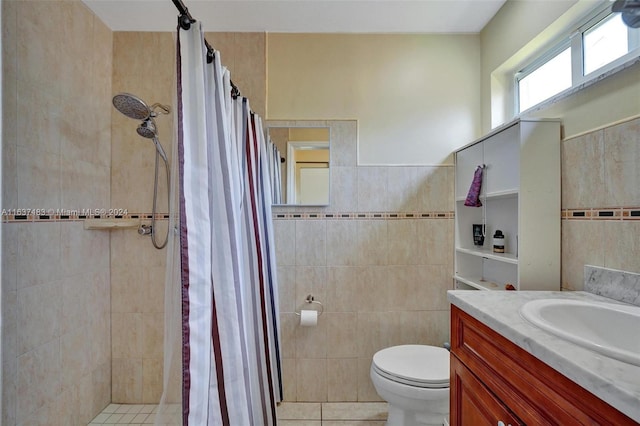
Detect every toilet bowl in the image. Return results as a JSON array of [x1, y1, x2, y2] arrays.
[[370, 345, 450, 426]]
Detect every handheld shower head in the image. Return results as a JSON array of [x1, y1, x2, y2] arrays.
[[137, 119, 157, 139], [136, 119, 168, 163]]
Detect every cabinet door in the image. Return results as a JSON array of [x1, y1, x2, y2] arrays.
[[455, 142, 483, 199], [483, 123, 520, 195], [450, 356, 523, 426], [451, 306, 638, 425]]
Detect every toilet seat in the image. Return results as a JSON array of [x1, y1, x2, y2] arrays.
[[372, 345, 449, 389]]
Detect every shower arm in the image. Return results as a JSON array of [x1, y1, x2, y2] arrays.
[[150, 103, 171, 115]]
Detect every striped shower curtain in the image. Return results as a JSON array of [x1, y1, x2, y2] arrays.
[[174, 22, 282, 426]]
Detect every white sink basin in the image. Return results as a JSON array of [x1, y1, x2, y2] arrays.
[[520, 299, 640, 366]]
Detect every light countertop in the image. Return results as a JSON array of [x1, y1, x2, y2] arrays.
[[447, 290, 640, 422]]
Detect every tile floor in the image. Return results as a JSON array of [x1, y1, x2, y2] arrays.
[[89, 402, 388, 425], [88, 404, 179, 425], [277, 402, 388, 425]]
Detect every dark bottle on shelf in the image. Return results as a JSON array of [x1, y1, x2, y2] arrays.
[[493, 230, 505, 253]]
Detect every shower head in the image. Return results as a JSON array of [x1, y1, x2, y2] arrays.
[[113, 93, 170, 164], [613, 0, 640, 28], [137, 119, 157, 139], [112, 93, 171, 120], [113, 93, 151, 120]]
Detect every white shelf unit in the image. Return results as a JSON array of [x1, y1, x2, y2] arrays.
[[454, 119, 561, 291]]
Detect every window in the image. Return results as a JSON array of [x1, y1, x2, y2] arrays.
[[584, 13, 630, 74], [518, 47, 572, 112], [516, 4, 640, 113]]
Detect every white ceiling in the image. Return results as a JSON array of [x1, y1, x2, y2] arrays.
[[83, 0, 507, 33]]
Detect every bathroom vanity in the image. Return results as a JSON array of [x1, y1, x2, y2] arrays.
[[448, 290, 640, 425]]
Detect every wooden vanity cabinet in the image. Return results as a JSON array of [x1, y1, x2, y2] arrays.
[[450, 305, 638, 425], [451, 355, 523, 425]]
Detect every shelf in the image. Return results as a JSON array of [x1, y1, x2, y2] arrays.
[[484, 189, 519, 200], [456, 247, 518, 265], [456, 189, 519, 203], [454, 275, 503, 291], [454, 119, 560, 292], [84, 219, 141, 230]]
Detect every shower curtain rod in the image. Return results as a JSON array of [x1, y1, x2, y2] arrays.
[[172, 0, 242, 99]]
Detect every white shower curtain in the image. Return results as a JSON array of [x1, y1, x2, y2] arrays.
[[158, 22, 281, 426]]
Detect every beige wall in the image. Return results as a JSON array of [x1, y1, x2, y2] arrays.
[[2, 1, 112, 424], [295, 150, 329, 162], [480, 0, 578, 130], [205, 32, 267, 119], [271, 120, 454, 402], [267, 34, 481, 165], [290, 127, 330, 142], [525, 65, 640, 139]]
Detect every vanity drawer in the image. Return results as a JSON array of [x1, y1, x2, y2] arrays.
[[450, 305, 637, 425]]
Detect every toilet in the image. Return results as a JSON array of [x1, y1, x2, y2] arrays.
[[370, 345, 450, 426]]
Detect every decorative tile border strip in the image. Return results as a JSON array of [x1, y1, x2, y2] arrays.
[[2, 211, 170, 223], [562, 207, 640, 221], [276, 207, 640, 221], [272, 211, 455, 220], [8, 207, 637, 223]]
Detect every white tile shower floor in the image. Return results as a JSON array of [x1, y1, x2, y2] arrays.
[[88, 403, 172, 425], [89, 402, 389, 425]]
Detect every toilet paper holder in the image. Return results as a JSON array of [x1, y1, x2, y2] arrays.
[[294, 294, 324, 317]]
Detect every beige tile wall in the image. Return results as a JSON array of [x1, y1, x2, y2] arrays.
[[110, 31, 174, 404], [270, 120, 454, 402], [110, 31, 267, 403], [561, 117, 640, 291], [1, 1, 113, 424]]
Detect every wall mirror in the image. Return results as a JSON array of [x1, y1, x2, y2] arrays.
[[266, 125, 330, 206]]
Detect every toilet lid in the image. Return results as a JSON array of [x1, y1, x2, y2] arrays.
[[372, 345, 449, 387]]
